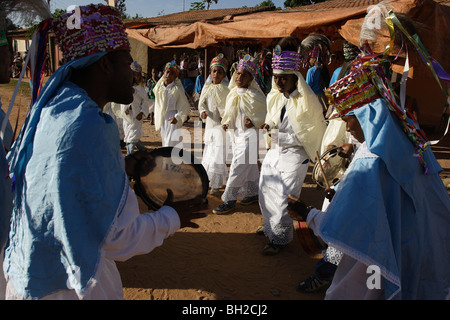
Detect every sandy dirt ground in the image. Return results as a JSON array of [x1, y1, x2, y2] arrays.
[[1, 81, 449, 301]]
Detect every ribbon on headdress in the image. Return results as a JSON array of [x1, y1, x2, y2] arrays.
[[326, 56, 431, 173]]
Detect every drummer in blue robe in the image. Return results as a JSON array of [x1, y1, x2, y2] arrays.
[[3, 4, 207, 300], [287, 56, 450, 299]]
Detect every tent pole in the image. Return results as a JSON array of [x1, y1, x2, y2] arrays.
[[204, 47, 208, 82]]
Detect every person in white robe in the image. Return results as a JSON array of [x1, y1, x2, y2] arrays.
[[145, 66, 159, 125], [153, 62, 190, 147], [103, 102, 125, 148], [212, 55, 267, 214], [198, 54, 230, 195], [120, 62, 151, 155], [258, 38, 326, 255]]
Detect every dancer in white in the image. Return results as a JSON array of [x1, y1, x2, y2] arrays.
[[259, 38, 326, 255], [153, 62, 190, 147], [198, 54, 230, 195], [121, 61, 151, 155], [212, 55, 267, 214]]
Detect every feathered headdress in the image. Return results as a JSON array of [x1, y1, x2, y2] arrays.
[[1, 0, 52, 145], [2, 0, 52, 26]]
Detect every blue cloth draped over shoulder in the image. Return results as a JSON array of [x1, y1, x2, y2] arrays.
[[4, 53, 129, 299], [318, 98, 450, 299]]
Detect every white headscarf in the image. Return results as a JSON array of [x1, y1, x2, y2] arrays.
[[265, 69, 327, 160]]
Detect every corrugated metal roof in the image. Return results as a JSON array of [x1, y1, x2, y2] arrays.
[[281, 0, 384, 12], [124, 6, 276, 28], [125, 0, 449, 28]]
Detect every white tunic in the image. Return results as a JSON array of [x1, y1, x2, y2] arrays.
[[221, 88, 259, 202], [103, 102, 125, 140], [121, 85, 151, 144], [199, 94, 228, 189], [5, 187, 180, 300], [259, 89, 310, 245], [160, 82, 183, 147]]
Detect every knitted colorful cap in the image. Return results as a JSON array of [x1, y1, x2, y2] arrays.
[[237, 54, 257, 78], [210, 53, 228, 71], [164, 61, 180, 76], [325, 63, 381, 117], [52, 4, 130, 64], [272, 45, 301, 72]]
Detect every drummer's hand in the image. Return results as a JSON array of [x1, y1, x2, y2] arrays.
[[287, 194, 311, 221], [338, 143, 354, 158], [222, 124, 229, 131], [125, 151, 156, 178], [164, 189, 209, 228], [169, 117, 178, 124], [201, 111, 208, 119], [324, 188, 336, 201], [260, 123, 270, 130], [244, 117, 254, 128]]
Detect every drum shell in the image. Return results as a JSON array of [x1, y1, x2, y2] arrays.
[[134, 147, 209, 210]]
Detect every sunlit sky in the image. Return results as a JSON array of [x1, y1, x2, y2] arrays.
[[49, 0, 288, 18]]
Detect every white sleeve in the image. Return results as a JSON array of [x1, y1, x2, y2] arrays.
[[277, 131, 302, 148], [104, 186, 181, 262], [306, 208, 325, 236]]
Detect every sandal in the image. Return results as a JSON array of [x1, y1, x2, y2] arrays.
[[255, 225, 264, 235], [296, 275, 331, 293], [262, 243, 285, 256]]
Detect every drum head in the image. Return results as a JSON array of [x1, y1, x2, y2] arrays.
[[312, 146, 350, 189], [134, 147, 209, 210]]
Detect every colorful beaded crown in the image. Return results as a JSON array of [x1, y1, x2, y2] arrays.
[[237, 54, 257, 78], [210, 53, 228, 71], [52, 4, 130, 64], [272, 45, 301, 72], [325, 64, 381, 117]]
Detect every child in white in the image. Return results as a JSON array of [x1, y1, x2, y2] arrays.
[[121, 62, 151, 155], [153, 62, 190, 147], [259, 41, 326, 255], [198, 54, 230, 195], [213, 55, 267, 214]]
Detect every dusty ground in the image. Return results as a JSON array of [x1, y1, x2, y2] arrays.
[[1, 79, 449, 301]]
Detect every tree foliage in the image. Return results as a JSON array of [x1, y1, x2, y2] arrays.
[[190, 2, 206, 11], [284, 0, 328, 8]]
